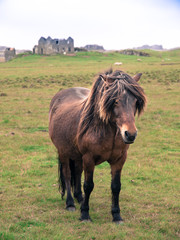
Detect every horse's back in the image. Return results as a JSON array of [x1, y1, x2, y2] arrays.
[[50, 87, 89, 112]]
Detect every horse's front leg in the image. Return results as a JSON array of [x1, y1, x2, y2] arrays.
[[110, 155, 126, 223], [80, 154, 95, 221], [111, 169, 122, 223]]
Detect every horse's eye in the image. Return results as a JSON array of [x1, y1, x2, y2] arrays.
[[115, 100, 119, 105]]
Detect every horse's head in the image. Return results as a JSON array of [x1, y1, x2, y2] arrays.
[[113, 85, 139, 144], [99, 70, 146, 144]]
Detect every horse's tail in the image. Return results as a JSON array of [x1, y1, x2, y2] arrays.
[[58, 156, 66, 199], [69, 159, 76, 193], [58, 156, 76, 199]]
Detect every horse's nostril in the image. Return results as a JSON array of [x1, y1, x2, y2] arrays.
[[124, 131, 137, 142], [125, 131, 129, 138], [130, 135, 135, 141]]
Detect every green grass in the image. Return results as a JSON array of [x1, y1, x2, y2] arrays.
[[0, 50, 180, 240]]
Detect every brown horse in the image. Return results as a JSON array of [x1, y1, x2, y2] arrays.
[[49, 69, 146, 223]]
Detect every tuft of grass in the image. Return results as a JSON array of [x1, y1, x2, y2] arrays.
[[21, 145, 47, 152], [0, 232, 15, 240], [9, 220, 46, 232], [25, 126, 48, 133]]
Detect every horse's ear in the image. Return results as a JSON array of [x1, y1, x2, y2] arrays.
[[99, 74, 116, 84], [99, 74, 108, 82], [133, 73, 142, 82]]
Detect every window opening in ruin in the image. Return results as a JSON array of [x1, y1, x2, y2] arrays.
[[68, 47, 71, 52], [41, 48, 43, 55], [56, 41, 58, 44]]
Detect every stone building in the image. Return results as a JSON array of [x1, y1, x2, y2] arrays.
[[0, 47, 16, 62], [119, 49, 149, 57], [84, 44, 104, 51], [33, 36, 74, 55]]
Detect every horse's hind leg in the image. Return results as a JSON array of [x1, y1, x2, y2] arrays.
[[80, 154, 95, 221], [74, 160, 83, 203], [61, 158, 75, 211], [58, 156, 65, 199]]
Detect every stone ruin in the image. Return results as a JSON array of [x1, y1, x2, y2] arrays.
[[33, 36, 74, 55], [84, 44, 104, 51], [0, 47, 16, 62], [119, 49, 150, 57]]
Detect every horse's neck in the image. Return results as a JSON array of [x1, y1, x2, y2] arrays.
[[88, 116, 117, 138]]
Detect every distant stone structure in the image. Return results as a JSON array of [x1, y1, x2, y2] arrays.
[[74, 47, 87, 52], [135, 45, 163, 51], [119, 49, 150, 57], [0, 47, 16, 62], [33, 36, 74, 55], [84, 44, 104, 51]]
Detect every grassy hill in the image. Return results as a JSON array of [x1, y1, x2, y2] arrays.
[[0, 50, 179, 240], [1, 49, 180, 86]]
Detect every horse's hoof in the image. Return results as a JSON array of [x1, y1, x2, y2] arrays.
[[81, 219, 92, 222], [79, 214, 92, 222], [113, 220, 124, 225], [80, 218, 92, 222], [66, 206, 76, 212]]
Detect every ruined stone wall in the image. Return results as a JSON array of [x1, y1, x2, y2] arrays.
[[0, 48, 16, 62], [4, 48, 16, 61], [84, 44, 104, 51], [119, 49, 149, 57], [33, 36, 74, 55], [0, 51, 5, 62]]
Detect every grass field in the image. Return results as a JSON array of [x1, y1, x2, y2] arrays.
[[0, 50, 180, 240]]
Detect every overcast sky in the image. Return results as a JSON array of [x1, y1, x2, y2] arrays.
[[0, 0, 180, 50]]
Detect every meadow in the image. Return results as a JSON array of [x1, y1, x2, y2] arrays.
[[0, 50, 180, 240]]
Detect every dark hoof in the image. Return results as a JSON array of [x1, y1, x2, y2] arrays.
[[112, 212, 123, 223], [66, 206, 76, 212], [80, 211, 92, 222], [80, 216, 92, 222], [113, 220, 124, 225], [80, 218, 92, 222]]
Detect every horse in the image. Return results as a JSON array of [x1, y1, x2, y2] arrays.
[[49, 69, 147, 223]]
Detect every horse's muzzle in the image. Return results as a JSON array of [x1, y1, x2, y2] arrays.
[[124, 131, 137, 144]]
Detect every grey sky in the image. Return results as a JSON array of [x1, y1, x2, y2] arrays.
[[0, 0, 180, 50]]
